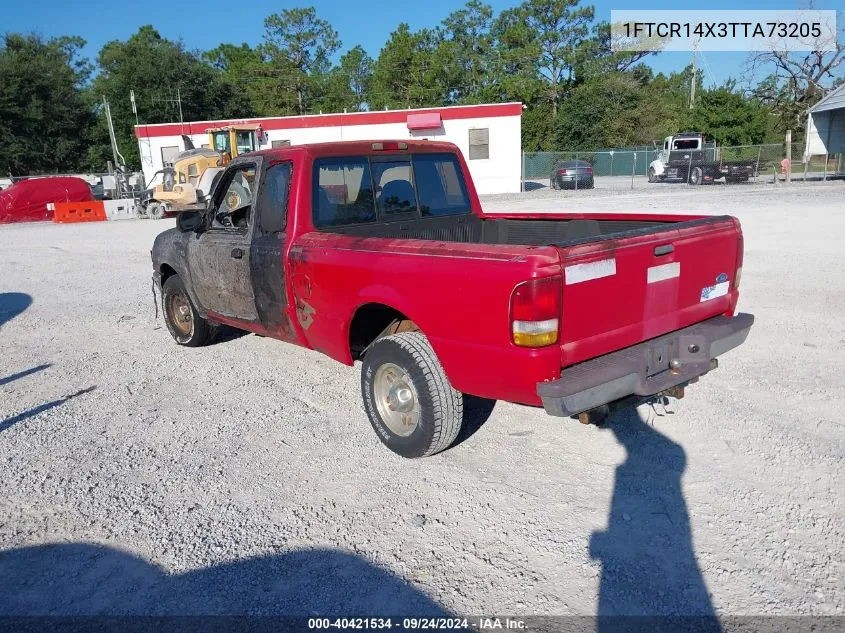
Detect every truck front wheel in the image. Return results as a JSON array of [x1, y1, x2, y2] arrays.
[[161, 275, 215, 347], [361, 332, 463, 458], [146, 201, 166, 220], [648, 167, 657, 183]]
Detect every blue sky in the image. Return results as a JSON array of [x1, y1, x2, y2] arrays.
[[5, 0, 842, 89]]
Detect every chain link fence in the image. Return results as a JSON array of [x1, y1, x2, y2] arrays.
[[521, 142, 842, 193]]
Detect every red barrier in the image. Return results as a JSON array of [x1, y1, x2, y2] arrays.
[[52, 201, 107, 223]]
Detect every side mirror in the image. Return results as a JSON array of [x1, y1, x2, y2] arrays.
[[177, 210, 204, 233]]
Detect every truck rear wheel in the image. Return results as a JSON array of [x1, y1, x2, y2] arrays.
[[361, 332, 463, 458], [689, 167, 703, 185], [162, 275, 215, 347]]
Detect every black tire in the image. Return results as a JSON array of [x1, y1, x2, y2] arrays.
[[648, 167, 656, 183], [550, 177, 560, 190], [690, 166, 703, 185], [361, 332, 463, 458], [161, 275, 215, 347], [147, 201, 166, 220]]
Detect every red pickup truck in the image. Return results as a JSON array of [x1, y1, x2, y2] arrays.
[[152, 140, 753, 458]]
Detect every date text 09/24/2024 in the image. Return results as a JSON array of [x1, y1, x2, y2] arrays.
[[307, 617, 526, 630]]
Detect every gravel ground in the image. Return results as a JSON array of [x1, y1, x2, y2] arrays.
[[1, 182, 843, 618]]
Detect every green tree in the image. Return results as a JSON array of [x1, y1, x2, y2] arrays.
[[439, 1, 494, 104], [370, 23, 449, 109], [319, 45, 374, 112], [683, 85, 776, 145], [93, 26, 238, 168], [575, 21, 657, 80], [261, 7, 341, 115], [203, 43, 265, 116], [554, 72, 674, 150], [514, 0, 594, 116], [0, 34, 94, 175]]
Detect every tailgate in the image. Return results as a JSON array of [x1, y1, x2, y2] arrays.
[[557, 216, 742, 366]]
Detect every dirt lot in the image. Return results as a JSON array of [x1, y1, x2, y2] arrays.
[[1, 182, 843, 618]]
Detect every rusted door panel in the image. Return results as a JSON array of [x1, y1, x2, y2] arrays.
[[188, 230, 258, 320], [250, 233, 294, 338], [186, 232, 221, 312]]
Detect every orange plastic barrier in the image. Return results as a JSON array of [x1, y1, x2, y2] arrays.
[[52, 201, 107, 223]]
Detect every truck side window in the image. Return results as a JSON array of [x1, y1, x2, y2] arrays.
[[260, 162, 292, 234], [313, 158, 376, 227], [371, 160, 417, 218], [213, 165, 257, 230], [413, 154, 471, 217]]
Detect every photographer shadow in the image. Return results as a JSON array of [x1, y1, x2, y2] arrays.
[[590, 407, 721, 632]]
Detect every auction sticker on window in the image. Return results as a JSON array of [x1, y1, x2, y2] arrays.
[[610, 10, 837, 52]]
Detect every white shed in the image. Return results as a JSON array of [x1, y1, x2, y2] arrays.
[[804, 83, 845, 173], [135, 102, 523, 195]]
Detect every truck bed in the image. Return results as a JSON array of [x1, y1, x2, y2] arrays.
[[311, 210, 742, 369], [318, 212, 697, 246]]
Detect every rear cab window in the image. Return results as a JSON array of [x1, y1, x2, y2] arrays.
[[312, 152, 470, 228], [673, 139, 700, 150]]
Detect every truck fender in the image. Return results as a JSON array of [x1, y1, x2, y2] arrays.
[[649, 159, 665, 176], [157, 261, 208, 318], [344, 287, 437, 361]]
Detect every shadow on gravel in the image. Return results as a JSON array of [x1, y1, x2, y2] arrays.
[[0, 386, 96, 433], [451, 395, 497, 448], [0, 543, 450, 616], [0, 292, 32, 330], [0, 363, 51, 386], [590, 407, 721, 632], [213, 325, 250, 345], [521, 181, 548, 191]]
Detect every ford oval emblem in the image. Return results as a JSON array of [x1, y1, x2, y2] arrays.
[[716, 273, 728, 283]]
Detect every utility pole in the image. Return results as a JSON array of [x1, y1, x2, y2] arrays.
[[130, 89, 139, 126], [785, 129, 792, 183], [689, 40, 697, 109], [102, 97, 126, 170]]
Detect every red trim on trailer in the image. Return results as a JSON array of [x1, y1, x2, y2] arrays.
[[134, 103, 522, 139]]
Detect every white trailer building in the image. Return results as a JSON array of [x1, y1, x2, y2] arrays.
[[804, 83, 845, 176], [135, 102, 523, 195]]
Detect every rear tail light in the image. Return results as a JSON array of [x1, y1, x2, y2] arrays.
[[510, 277, 562, 347], [558, 169, 568, 175], [585, 167, 593, 174], [734, 234, 744, 292]]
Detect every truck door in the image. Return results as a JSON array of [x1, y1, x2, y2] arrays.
[[186, 160, 260, 321], [250, 160, 296, 339]]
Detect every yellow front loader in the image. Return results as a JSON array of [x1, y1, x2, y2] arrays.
[[141, 125, 260, 219]]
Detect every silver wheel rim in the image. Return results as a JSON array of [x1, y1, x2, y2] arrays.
[[373, 362, 420, 437]]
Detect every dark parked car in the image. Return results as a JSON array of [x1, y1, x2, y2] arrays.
[[551, 160, 594, 190]]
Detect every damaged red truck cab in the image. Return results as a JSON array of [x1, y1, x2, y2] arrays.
[[152, 140, 753, 457]]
